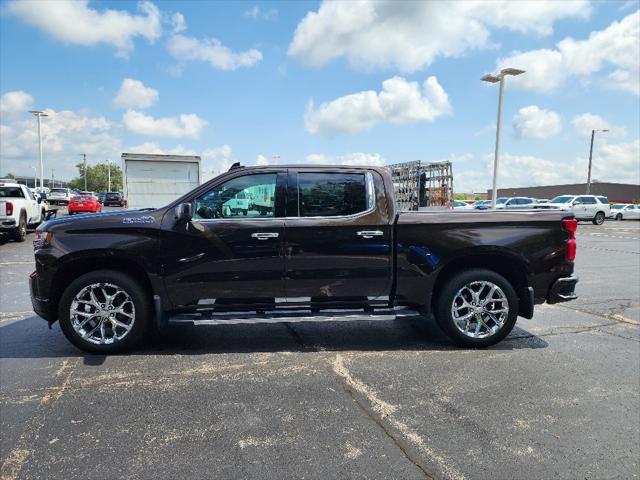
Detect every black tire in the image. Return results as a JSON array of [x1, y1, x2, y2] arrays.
[[593, 211, 605, 225], [58, 270, 150, 354], [616, 213, 623, 221], [12, 213, 27, 242], [435, 269, 518, 348]]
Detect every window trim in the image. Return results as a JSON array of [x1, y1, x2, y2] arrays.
[[289, 171, 376, 220]]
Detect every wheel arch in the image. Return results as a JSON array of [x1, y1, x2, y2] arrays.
[[430, 252, 532, 319]]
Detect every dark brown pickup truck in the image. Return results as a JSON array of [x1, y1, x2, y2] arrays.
[[30, 164, 578, 353]]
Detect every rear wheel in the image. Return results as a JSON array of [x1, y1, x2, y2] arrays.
[[435, 269, 518, 348], [12, 214, 27, 242], [593, 211, 605, 225], [58, 270, 150, 354]]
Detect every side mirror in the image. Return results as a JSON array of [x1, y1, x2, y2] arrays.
[[37, 197, 42, 204], [175, 202, 193, 222]]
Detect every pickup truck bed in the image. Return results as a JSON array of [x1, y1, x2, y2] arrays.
[[30, 164, 578, 353]]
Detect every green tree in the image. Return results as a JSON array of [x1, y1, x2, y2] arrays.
[[68, 161, 123, 192], [3, 173, 16, 179], [453, 193, 467, 200]]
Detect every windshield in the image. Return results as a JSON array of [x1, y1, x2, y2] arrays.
[[496, 198, 508, 204], [550, 196, 575, 203]]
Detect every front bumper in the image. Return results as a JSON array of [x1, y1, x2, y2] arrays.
[[547, 276, 579, 304], [29, 271, 55, 322]]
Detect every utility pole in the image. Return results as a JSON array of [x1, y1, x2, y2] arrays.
[[29, 110, 48, 191], [586, 129, 609, 194], [480, 68, 525, 208], [80, 153, 87, 191], [107, 159, 111, 192], [51, 168, 55, 188]]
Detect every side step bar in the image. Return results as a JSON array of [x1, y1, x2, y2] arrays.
[[167, 308, 421, 327]]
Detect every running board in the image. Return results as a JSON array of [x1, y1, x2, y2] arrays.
[[167, 308, 421, 326]]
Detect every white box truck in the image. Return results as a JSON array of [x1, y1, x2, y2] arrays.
[[122, 153, 201, 210]]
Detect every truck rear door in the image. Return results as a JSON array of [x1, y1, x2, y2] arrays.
[[283, 169, 393, 306]]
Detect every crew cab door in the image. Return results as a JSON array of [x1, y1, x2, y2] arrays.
[[283, 169, 393, 306], [22, 185, 40, 223], [575, 196, 597, 219], [161, 170, 287, 308]]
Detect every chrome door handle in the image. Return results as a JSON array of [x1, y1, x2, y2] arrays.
[[251, 232, 279, 240], [357, 230, 384, 239]]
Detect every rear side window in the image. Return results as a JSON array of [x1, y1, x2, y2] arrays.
[[597, 196, 609, 204], [578, 196, 597, 204], [296, 172, 368, 217]]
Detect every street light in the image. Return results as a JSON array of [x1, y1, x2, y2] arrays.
[[481, 68, 525, 209], [107, 159, 111, 192], [586, 129, 609, 194], [29, 110, 48, 191], [80, 153, 87, 191]]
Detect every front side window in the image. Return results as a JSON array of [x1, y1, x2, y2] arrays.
[[296, 172, 368, 217], [193, 173, 276, 220]]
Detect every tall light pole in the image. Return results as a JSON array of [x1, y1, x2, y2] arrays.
[[107, 159, 111, 192], [29, 110, 48, 191], [80, 153, 87, 191], [481, 68, 525, 209], [586, 129, 609, 194], [31, 166, 37, 189], [51, 168, 55, 188]]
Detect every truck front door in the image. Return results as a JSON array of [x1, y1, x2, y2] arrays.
[[161, 171, 287, 308], [283, 169, 393, 306]]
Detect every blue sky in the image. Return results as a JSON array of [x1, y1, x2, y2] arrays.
[[1, 0, 638, 192]]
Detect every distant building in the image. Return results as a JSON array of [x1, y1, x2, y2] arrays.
[[488, 182, 640, 203], [4, 176, 68, 189]]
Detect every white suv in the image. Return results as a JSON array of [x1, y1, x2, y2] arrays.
[[48, 187, 72, 206], [0, 180, 46, 241], [538, 195, 611, 225]]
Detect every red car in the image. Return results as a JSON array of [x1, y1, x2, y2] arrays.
[[68, 194, 102, 215]]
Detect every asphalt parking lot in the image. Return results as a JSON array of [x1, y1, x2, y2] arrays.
[[1, 214, 639, 480]]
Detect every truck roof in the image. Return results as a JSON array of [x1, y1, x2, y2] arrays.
[[121, 153, 202, 163]]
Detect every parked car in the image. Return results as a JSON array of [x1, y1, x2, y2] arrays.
[[31, 164, 579, 354], [48, 188, 72, 206], [103, 192, 126, 207], [474, 200, 492, 210], [0, 180, 46, 241], [610, 204, 640, 220], [98, 192, 107, 204], [451, 200, 473, 210], [537, 195, 611, 225], [68, 194, 102, 215], [494, 197, 538, 209]]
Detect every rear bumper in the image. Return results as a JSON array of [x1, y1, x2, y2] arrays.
[[1, 218, 17, 230], [547, 276, 579, 304], [29, 270, 55, 322]]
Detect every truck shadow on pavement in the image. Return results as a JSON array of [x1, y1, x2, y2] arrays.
[[0, 315, 548, 360]]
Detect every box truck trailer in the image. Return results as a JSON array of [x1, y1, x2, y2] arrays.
[[122, 153, 201, 210]]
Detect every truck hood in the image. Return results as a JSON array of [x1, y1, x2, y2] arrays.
[[40, 208, 161, 231]]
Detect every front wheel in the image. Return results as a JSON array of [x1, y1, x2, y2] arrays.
[[58, 270, 150, 354], [592, 211, 605, 225], [616, 213, 623, 221], [435, 269, 518, 348]]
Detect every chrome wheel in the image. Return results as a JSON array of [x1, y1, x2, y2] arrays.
[[451, 281, 509, 339], [70, 283, 135, 345]]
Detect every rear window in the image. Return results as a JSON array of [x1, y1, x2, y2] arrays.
[[51, 188, 68, 193], [0, 186, 24, 198], [73, 195, 92, 201], [296, 172, 367, 217], [106, 193, 121, 199]]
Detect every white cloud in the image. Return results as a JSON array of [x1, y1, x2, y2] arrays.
[[8, 0, 161, 58], [113, 78, 159, 109], [512, 105, 562, 139], [498, 11, 640, 94], [571, 113, 626, 138], [305, 76, 450, 135], [202, 145, 234, 172], [126, 142, 195, 155], [244, 6, 278, 21], [123, 110, 207, 139], [288, 0, 589, 72], [594, 139, 640, 183], [255, 154, 270, 166], [167, 34, 262, 71], [305, 153, 386, 166], [0, 91, 34, 115], [171, 12, 186, 33], [0, 108, 121, 179]]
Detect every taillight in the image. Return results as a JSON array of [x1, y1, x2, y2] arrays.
[[6, 202, 13, 216], [562, 218, 577, 261]]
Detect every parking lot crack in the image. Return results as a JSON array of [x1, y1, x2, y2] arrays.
[[332, 353, 464, 480]]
